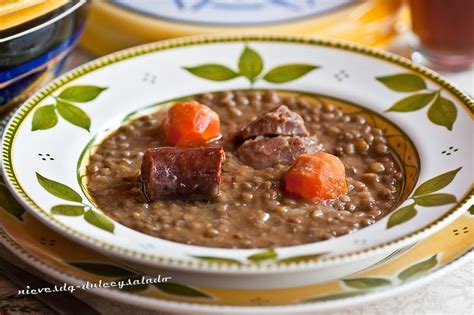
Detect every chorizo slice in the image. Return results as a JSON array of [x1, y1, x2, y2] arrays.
[[240, 105, 309, 140], [140, 147, 225, 201]]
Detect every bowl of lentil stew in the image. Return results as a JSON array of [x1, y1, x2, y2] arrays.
[[85, 90, 409, 249], [2, 35, 472, 286]]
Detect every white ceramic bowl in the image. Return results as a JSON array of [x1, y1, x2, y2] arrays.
[[2, 35, 472, 288]]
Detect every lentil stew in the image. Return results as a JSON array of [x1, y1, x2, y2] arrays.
[[85, 90, 405, 248]]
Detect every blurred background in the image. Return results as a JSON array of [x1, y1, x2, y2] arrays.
[[0, 0, 472, 115]]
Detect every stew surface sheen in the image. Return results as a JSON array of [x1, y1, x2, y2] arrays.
[[86, 90, 404, 248]]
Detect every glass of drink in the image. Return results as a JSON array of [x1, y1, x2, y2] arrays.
[[408, 0, 474, 71]]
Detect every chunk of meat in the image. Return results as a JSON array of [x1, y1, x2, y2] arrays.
[[284, 152, 347, 202], [240, 105, 309, 140], [237, 136, 321, 170], [162, 101, 221, 146], [140, 147, 225, 201]]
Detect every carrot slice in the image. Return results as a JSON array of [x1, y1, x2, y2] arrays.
[[283, 152, 347, 202], [162, 101, 221, 146]]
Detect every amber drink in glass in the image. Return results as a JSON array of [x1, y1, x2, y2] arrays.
[[409, 0, 474, 70]]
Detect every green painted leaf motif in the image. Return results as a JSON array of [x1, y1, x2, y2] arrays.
[[0, 182, 24, 221], [58, 85, 107, 102], [413, 193, 456, 207], [278, 253, 326, 264], [154, 282, 211, 298], [84, 210, 114, 233], [69, 262, 135, 277], [469, 205, 474, 215], [398, 254, 438, 281], [183, 64, 239, 81], [343, 278, 391, 289], [51, 205, 85, 216], [116, 275, 149, 292], [248, 249, 277, 262], [427, 96, 458, 131], [238, 46, 263, 82], [376, 73, 427, 92], [192, 256, 242, 265], [387, 204, 417, 228], [57, 100, 91, 131], [413, 167, 462, 197], [303, 291, 368, 303], [263, 64, 319, 83], [31, 105, 58, 131], [36, 173, 82, 202], [386, 92, 437, 112]]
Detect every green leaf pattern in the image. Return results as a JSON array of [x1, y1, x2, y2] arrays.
[[194, 248, 280, 264], [376, 74, 427, 92], [398, 255, 438, 281], [386, 92, 437, 112], [238, 46, 263, 82], [413, 168, 462, 197], [57, 101, 91, 131], [31, 105, 58, 131], [192, 249, 326, 264], [84, 210, 115, 233], [427, 96, 458, 131], [377, 73, 458, 130], [413, 193, 456, 207], [36, 173, 82, 202], [248, 249, 278, 262], [51, 205, 85, 216], [305, 253, 441, 302], [387, 204, 417, 228], [194, 251, 329, 265], [277, 253, 326, 264], [263, 64, 319, 83], [343, 278, 391, 289], [183, 64, 239, 81], [36, 173, 115, 233], [58, 85, 107, 102], [387, 168, 461, 228], [184, 45, 318, 84], [31, 85, 107, 132]]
